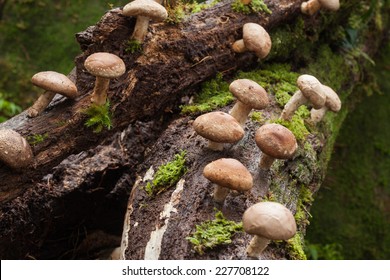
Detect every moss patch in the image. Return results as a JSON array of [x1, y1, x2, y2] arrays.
[[231, 0, 272, 15], [286, 233, 307, 260], [83, 101, 112, 133], [186, 210, 243, 255], [145, 151, 187, 196], [273, 106, 310, 141]]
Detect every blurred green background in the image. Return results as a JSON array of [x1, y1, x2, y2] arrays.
[[0, 0, 389, 259]]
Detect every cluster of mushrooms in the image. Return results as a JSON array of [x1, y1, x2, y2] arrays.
[[0, 0, 341, 259]]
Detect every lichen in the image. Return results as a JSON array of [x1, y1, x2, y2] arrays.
[[145, 151, 187, 196], [186, 210, 243, 255], [231, 0, 272, 15]]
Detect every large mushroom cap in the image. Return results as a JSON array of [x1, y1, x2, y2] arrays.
[[243, 201, 296, 240], [203, 158, 253, 191], [255, 123, 297, 159], [323, 85, 341, 112], [193, 111, 244, 143], [229, 79, 269, 109], [31, 71, 77, 98], [123, 0, 168, 21], [319, 0, 340, 11], [84, 52, 126, 79], [242, 23, 272, 59], [297, 74, 326, 109], [0, 129, 33, 169]]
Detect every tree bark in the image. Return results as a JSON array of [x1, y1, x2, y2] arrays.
[[0, 0, 387, 259]]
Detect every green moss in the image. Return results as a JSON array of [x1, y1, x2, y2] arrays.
[[27, 133, 48, 146], [83, 101, 112, 133], [125, 39, 143, 54], [145, 151, 187, 196], [186, 210, 243, 255], [231, 0, 272, 15], [294, 185, 314, 226], [166, 0, 221, 24], [180, 73, 234, 114], [286, 233, 307, 260], [273, 106, 310, 141], [250, 111, 263, 123]]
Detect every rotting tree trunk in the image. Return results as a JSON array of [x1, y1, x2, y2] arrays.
[[0, 0, 388, 259]]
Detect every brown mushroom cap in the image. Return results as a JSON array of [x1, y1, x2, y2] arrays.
[[319, 0, 340, 11], [84, 52, 126, 79], [297, 74, 326, 109], [242, 23, 272, 59], [193, 111, 245, 143], [243, 202, 296, 240], [0, 129, 33, 169], [123, 0, 168, 21], [323, 85, 341, 112], [229, 79, 269, 110], [31, 71, 77, 98], [255, 124, 297, 159], [203, 158, 253, 191]]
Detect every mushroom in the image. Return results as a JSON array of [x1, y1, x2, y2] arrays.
[[84, 52, 126, 106], [255, 123, 297, 170], [310, 85, 341, 123], [193, 111, 245, 151], [232, 23, 272, 59], [123, 0, 168, 43], [243, 201, 297, 258], [229, 79, 269, 126], [203, 158, 253, 203], [301, 0, 340, 16], [28, 71, 78, 118], [0, 129, 33, 170], [280, 74, 326, 121]]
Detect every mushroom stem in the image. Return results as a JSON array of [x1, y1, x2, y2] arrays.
[[207, 140, 224, 151], [246, 235, 270, 258], [229, 101, 253, 126], [310, 107, 328, 123], [280, 91, 308, 121], [91, 77, 110, 106], [301, 0, 321, 15], [259, 153, 275, 170], [27, 91, 56, 118], [131, 16, 150, 42], [232, 39, 247, 53], [213, 185, 230, 203]]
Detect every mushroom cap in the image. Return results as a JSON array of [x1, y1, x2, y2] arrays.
[[255, 123, 297, 159], [229, 79, 269, 110], [297, 74, 326, 109], [242, 23, 272, 59], [318, 0, 340, 11], [203, 158, 253, 191], [193, 111, 245, 143], [84, 52, 126, 79], [123, 0, 168, 21], [0, 129, 33, 169], [31, 71, 78, 98], [243, 201, 297, 240], [323, 85, 341, 112]]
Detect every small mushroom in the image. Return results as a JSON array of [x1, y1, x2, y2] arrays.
[[84, 52, 126, 106], [243, 201, 297, 258], [255, 123, 297, 170], [301, 0, 340, 16], [193, 111, 245, 151], [0, 129, 33, 170], [310, 85, 341, 123], [203, 158, 253, 203], [232, 23, 272, 59], [123, 0, 168, 43], [229, 79, 269, 126], [28, 71, 78, 118], [280, 74, 326, 121]]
